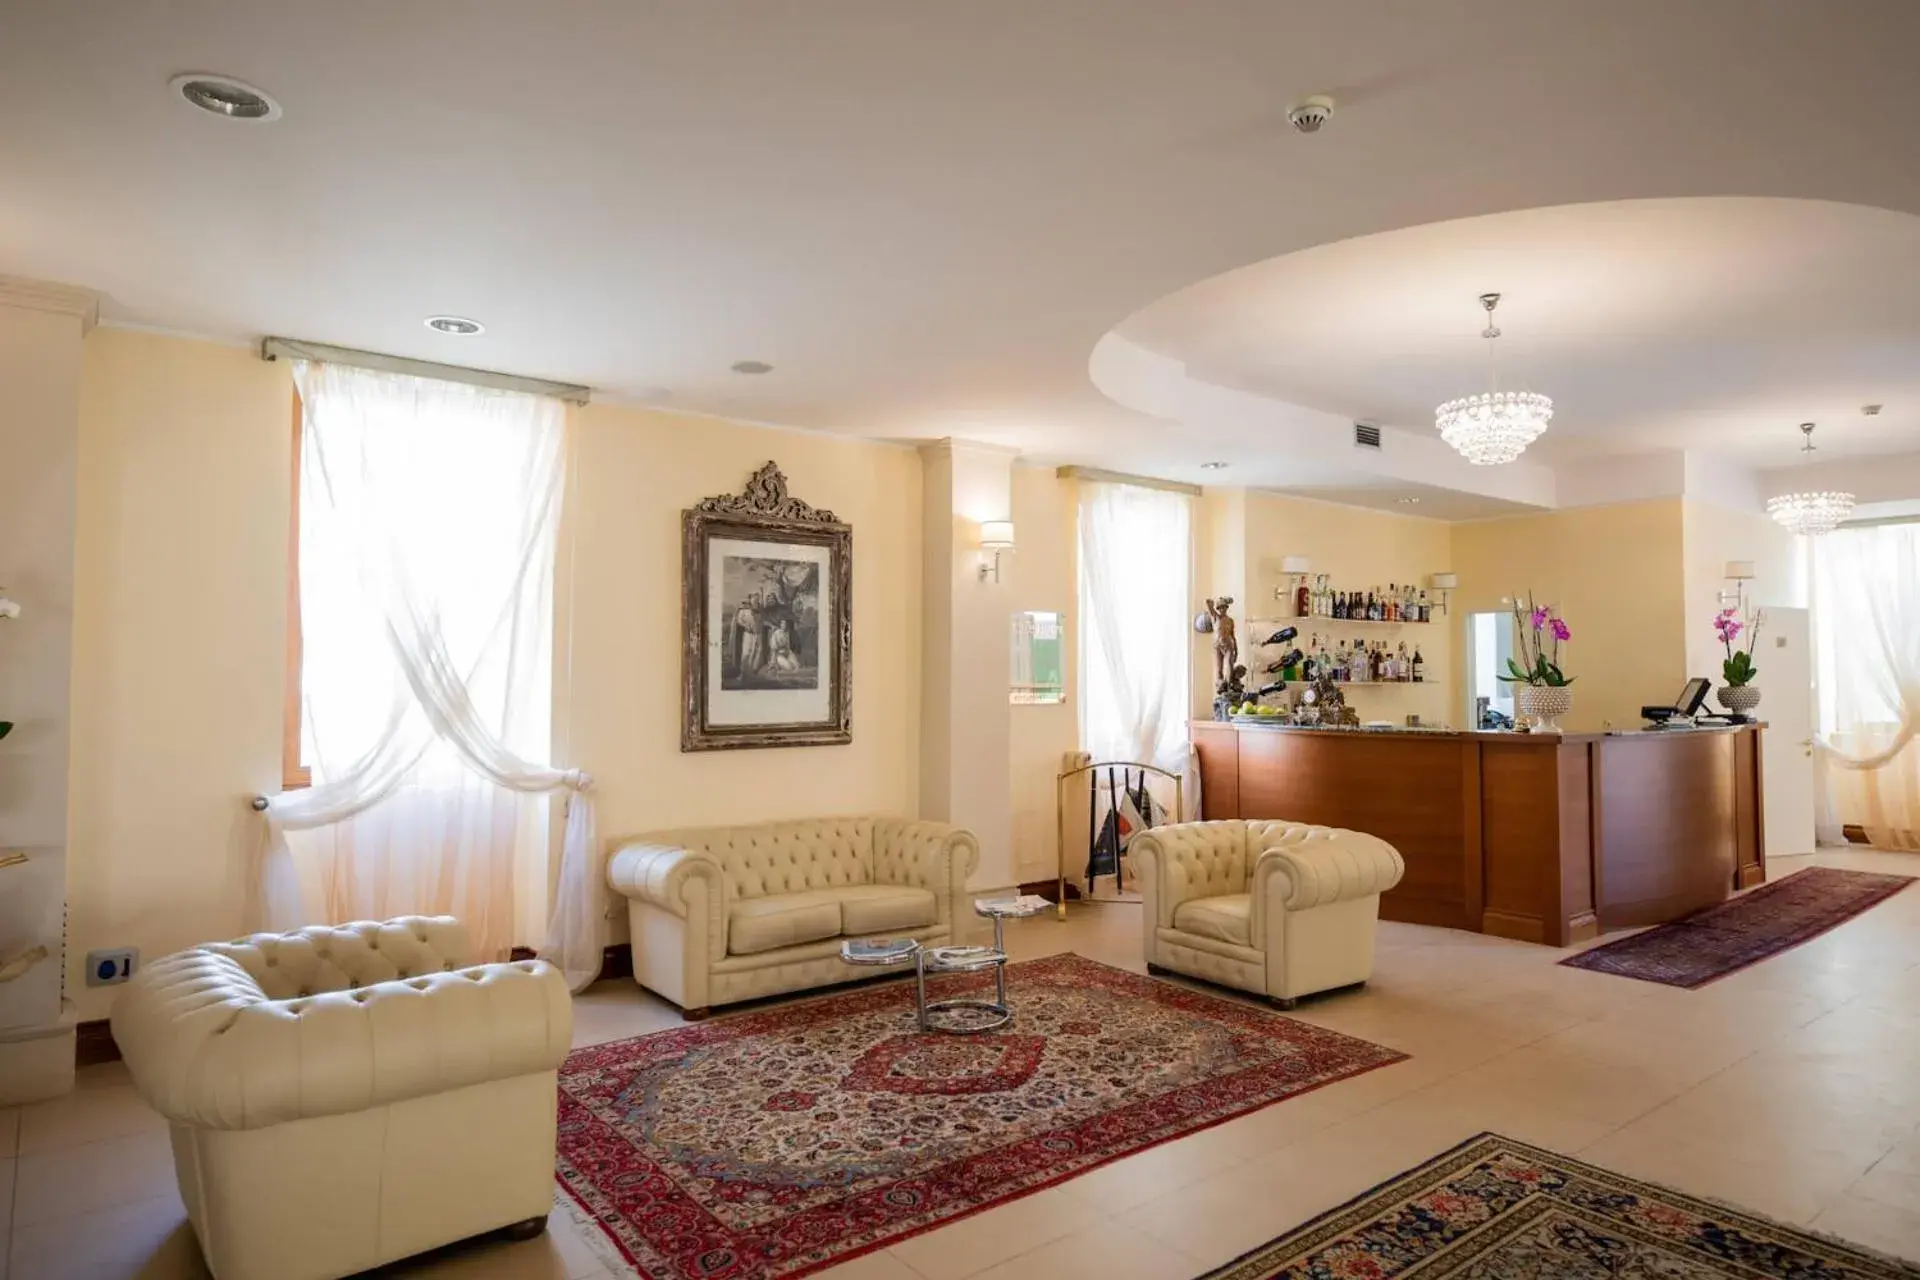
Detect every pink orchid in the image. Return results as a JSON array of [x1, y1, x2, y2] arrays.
[[1550, 618, 1571, 643], [1529, 606, 1549, 632]]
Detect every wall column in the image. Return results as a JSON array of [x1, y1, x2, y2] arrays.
[[0, 277, 94, 1103], [919, 439, 1017, 890]]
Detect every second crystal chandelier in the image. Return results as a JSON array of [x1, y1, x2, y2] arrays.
[[1435, 292, 1554, 466]]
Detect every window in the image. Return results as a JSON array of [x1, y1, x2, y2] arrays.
[[1076, 481, 1192, 772]]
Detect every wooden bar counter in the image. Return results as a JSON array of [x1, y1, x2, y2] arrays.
[[1191, 721, 1765, 946]]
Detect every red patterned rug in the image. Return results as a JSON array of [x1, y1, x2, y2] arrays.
[[556, 953, 1405, 1279], [1561, 866, 1915, 988]]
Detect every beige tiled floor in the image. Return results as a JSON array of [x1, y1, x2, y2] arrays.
[[3, 847, 1918, 1279]]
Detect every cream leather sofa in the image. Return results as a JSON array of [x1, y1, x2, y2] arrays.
[[1129, 820, 1404, 1008], [607, 817, 979, 1017], [111, 918, 571, 1280]]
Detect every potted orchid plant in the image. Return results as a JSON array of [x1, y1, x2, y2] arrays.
[[1714, 604, 1763, 719], [1498, 592, 1574, 732]]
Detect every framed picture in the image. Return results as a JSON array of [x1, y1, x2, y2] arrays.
[[682, 462, 852, 751]]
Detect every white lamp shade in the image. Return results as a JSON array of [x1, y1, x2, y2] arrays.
[[1430, 572, 1459, 590], [1723, 560, 1755, 580], [979, 519, 1016, 550], [1280, 555, 1311, 574]]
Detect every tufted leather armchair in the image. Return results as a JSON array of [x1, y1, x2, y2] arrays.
[[1128, 820, 1404, 1008], [606, 816, 978, 1017], [110, 917, 571, 1280]]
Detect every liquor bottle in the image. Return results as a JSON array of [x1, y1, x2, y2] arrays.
[[1386, 584, 1399, 622], [1294, 577, 1310, 618], [1261, 624, 1298, 647], [1333, 590, 1346, 619], [1396, 642, 1409, 682], [1417, 589, 1429, 623], [1411, 645, 1425, 683]]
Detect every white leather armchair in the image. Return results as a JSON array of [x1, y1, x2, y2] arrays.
[[110, 917, 571, 1280], [607, 816, 979, 1017], [1129, 820, 1404, 1008]]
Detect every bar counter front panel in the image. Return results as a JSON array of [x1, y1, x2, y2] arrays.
[[1191, 721, 1765, 946]]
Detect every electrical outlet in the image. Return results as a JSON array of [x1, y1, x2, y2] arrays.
[[85, 947, 137, 986]]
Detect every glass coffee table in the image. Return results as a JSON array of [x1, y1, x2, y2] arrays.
[[840, 895, 1048, 1034]]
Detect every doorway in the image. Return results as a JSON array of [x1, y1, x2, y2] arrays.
[[1468, 611, 1516, 729]]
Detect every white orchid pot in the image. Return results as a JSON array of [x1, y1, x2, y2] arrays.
[[1718, 684, 1761, 717], [1514, 684, 1573, 733]]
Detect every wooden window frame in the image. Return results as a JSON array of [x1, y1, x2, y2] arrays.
[[282, 386, 310, 790]]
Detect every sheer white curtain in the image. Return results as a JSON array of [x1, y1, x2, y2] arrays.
[[1077, 480, 1199, 826], [252, 361, 603, 991], [1812, 522, 1920, 850]]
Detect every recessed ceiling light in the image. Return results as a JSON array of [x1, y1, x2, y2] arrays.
[[170, 73, 281, 122], [1397, 496, 1423, 505], [1199, 461, 1230, 470], [1862, 404, 1883, 416], [731, 360, 774, 375], [424, 316, 485, 336]]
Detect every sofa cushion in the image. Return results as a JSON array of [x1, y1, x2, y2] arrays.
[[729, 891, 846, 955], [1173, 894, 1252, 946], [836, 885, 938, 935]]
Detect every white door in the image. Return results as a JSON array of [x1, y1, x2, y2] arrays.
[[1759, 606, 1816, 859]]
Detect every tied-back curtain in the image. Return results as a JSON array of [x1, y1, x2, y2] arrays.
[[1812, 522, 1920, 850], [1076, 480, 1200, 834], [253, 361, 604, 992]]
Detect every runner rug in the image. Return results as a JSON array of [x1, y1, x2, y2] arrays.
[[1561, 866, 1915, 988], [555, 952, 1404, 1279], [1200, 1132, 1920, 1279]]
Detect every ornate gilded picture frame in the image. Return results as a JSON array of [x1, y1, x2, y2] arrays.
[[682, 462, 852, 751]]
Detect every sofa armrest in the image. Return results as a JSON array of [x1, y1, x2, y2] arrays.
[[607, 842, 727, 918], [873, 820, 979, 926], [1129, 821, 1248, 930], [111, 950, 571, 1130], [1251, 829, 1405, 915]]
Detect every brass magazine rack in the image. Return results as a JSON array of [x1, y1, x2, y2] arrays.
[[1053, 756, 1184, 920]]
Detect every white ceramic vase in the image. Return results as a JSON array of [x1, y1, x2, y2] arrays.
[[1718, 684, 1762, 717], [1514, 684, 1573, 733]]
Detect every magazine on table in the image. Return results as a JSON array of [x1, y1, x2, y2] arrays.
[[974, 893, 1053, 916]]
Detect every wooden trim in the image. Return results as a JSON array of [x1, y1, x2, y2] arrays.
[[76, 1019, 120, 1067], [260, 337, 591, 404], [1843, 823, 1872, 845], [282, 386, 310, 790]]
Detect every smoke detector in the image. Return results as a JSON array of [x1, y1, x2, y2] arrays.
[[1862, 404, 1883, 416], [1288, 95, 1335, 134]]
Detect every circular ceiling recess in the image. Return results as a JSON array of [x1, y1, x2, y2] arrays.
[[169, 73, 282, 121], [425, 316, 485, 335]]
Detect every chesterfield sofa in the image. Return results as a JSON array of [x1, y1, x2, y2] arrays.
[[111, 917, 570, 1280], [607, 816, 979, 1017], [1128, 819, 1404, 1008]]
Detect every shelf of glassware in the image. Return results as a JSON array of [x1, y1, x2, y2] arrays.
[[1251, 617, 1434, 636]]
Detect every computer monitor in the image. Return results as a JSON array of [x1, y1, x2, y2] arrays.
[[1673, 677, 1711, 718]]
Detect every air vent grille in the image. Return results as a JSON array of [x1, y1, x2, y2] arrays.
[[1354, 422, 1382, 450]]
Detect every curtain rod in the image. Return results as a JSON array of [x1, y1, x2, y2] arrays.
[[1054, 465, 1202, 497], [1837, 513, 1920, 530], [261, 337, 593, 405]]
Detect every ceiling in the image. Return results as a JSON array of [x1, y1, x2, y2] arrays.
[[6, 1, 1920, 509], [1116, 197, 1920, 468]]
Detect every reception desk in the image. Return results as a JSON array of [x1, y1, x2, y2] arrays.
[[1191, 721, 1766, 946]]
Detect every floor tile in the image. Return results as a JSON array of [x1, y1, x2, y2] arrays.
[[965, 1221, 1196, 1280], [1, 1156, 14, 1244], [11, 1128, 178, 1227], [17, 1082, 167, 1155], [1810, 1196, 1920, 1264], [6, 1191, 205, 1280], [813, 1251, 931, 1280], [0, 1108, 17, 1158], [886, 1187, 1101, 1280]]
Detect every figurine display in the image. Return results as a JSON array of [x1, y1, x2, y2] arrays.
[[1205, 597, 1238, 687], [1213, 662, 1249, 722]]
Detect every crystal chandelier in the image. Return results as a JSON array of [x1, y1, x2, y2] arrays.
[[1435, 292, 1554, 465], [1766, 422, 1854, 536]]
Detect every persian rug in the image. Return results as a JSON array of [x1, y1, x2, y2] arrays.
[[555, 953, 1404, 1279], [1561, 866, 1915, 988], [1201, 1132, 1920, 1279]]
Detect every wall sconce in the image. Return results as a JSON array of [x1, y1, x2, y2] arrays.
[[1274, 554, 1311, 602], [1429, 572, 1458, 615], [1718, 560, 1755, 610], [978, 520, 1015, 583]]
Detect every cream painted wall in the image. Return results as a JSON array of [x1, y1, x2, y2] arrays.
[[566, 403, 923, 904], [70, 330, 289, 1019], [1680, 500, 1803, 683], [1241, 492, 1456, 727], [1451, 501, 1689, 733], [1193, 487, 1249, 717], [65, 332, 926, 1009], [1007, 465, 1077, 887]]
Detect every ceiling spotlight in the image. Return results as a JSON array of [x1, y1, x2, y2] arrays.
[[731, 360, 774, 375], [170, 73, 281, 121], [425, 316, 485, 336], [1199, 461, 1230, 470]]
